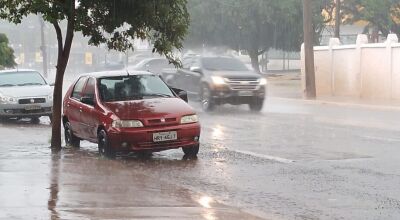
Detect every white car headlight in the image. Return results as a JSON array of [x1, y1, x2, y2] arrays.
[[0, 93, 17, 104], [180, 114, 199, 124], [259, 78, 267, 85], [211, 76, 226, 85], [112, 120, 144, 128]]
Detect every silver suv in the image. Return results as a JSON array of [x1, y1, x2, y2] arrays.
[[0, 69, 53, 122]]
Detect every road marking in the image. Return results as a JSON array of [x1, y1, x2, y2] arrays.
[[233, 150, 295, 164]]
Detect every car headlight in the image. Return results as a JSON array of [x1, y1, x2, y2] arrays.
[[112, 120, 144, 128], [211, 76, 226, 85], [259, 78, 267, 85], [180, 114, 199, 124], [0, 93, 17, 104]]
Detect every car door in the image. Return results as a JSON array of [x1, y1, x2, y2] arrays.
[[79, 77, 98, 141], [67, 77, 87, 138], [185, 58, 203, 96], [176, 57, 195, 93]]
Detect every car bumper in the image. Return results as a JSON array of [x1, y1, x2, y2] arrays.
[[210, 85, 266, 104], [0, 103, 53, 117], [107, 123, 201, 152]]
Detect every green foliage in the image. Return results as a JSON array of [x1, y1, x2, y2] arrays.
[[0, 33, 16, 69], [0, 0, 190, 65], [186, 0, 330, 54], [343, 0, 400, 36]]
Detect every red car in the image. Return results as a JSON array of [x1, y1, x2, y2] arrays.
[[62, 71, 201, 158]]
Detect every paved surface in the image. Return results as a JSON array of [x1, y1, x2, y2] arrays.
[[1, 75, 400, 219]]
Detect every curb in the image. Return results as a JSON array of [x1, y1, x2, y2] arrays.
[[269, 97, 400, 111]]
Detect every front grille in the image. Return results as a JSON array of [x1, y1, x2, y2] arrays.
[[3, 107, 52, 114], [18, 98, 46, 104], [226, 77, 260, 90], [147, 118, 177, 126]]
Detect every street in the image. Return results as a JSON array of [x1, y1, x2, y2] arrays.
[[1, 81, 400, 219]]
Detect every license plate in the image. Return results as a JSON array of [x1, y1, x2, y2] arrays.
[[238, 91, 253, 96], [153, 131, 177, 142], [25, 105, 41, 111]]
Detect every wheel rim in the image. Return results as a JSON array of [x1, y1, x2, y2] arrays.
[[202, 87, 210, 110]]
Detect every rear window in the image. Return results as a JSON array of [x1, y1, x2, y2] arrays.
[[0, 71, 46, 87]]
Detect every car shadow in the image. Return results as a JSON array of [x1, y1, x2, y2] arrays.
[[0, 117, 51, 127]]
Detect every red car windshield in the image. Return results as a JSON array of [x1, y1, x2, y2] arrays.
[[98, 75, 174, 102]]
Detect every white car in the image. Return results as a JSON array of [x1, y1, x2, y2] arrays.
[[0, 69, 53, 122]]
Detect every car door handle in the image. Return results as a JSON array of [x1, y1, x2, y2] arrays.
[[79, 107, 83, 112]]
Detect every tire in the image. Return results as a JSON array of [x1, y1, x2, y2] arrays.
[[249, 98, 264, 112], [201, 85, 215, 112], [182, 144, 199, 157], [98, 129, 116, 158], [31, 117, 41, 124], [64, 122, 80, 148]]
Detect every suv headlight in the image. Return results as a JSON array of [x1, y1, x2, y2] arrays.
[[259, 78, 267, 85], [0, 93, 17, 104], [181, 114, 199, 124], [112, 120, 144, 128], [211, 76, 226, 85]]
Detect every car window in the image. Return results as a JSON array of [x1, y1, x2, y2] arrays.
[[99, 75, 174, 102], [82, 77, 96, 105], [0, 71, 46, 87], [72, 77, 88, 100], [202, 57, 249, 71]]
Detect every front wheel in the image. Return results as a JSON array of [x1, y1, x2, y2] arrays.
[[64, 122, 80, 147], [249, 98, 264, 112], [201, 85, 215, 112], [182, 144, 199, 157], [98, 130, 116, 158]]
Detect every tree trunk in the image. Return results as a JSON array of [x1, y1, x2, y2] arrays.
[[50, 15, 75, 149], [249, 51, 261, 73], [50, 59, 67, 149], [334, 0, 341, 39]]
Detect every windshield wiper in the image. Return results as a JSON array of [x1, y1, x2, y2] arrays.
[[0, 84, 16, 87], [143, 93, 172, 98], [18, 83, 44, 86]]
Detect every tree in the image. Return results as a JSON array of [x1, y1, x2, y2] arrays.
[[342, 0, 400, 40], [0, 33, 16, 69], [0, 0, 189, 149], [186, 0, 329, 73]]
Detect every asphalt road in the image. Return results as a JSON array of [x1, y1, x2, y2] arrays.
[[1, 93, 400, 219]]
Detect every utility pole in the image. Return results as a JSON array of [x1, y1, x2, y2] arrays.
[[335, 0, 341, 39], [302, 0, 316, 99], [39, 15, 48, 78]]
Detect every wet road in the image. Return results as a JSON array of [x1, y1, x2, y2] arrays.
[[1, 96, 400, 219]]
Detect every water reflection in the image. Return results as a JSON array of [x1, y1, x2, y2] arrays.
[[212, 125, 224, 140], [48, 150, 61, 220]]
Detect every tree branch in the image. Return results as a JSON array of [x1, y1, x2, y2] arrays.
[[63, 0, 76, 58], [52, 22, 63, 61]]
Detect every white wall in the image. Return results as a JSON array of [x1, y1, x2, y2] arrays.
[[302, 34, 400, 100]]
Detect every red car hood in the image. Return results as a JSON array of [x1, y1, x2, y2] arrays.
[[103, 98, 195, 120]]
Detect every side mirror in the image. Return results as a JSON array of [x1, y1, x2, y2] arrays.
[[190, 66, 202, 74], [80, 96, 95, 106], [171, 88, 188, 103]]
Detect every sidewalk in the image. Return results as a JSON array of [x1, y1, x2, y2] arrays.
[[267, 72, 400, 111]]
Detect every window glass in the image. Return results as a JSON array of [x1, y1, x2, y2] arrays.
[[82, 77, 96, 105], [99, 75, 174, 102], [202, 57, 249, 71], [72, 77, 87, 100], [0, 71, 46, 87]]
